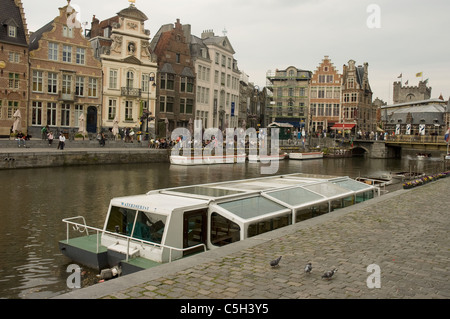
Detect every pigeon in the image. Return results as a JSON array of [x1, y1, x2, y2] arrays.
[[304, 262, 312, 274], [322, 268, 338, 280], [270, 256, 282, 267]]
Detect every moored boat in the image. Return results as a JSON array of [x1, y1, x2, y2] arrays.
[[289, 152, 324, 160], [59, 174, 378, 277], [170, 153, 246, 165], [248, 152, 287, 162]]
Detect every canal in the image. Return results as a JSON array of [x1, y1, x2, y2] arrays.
[[0, 156, 443, 299]]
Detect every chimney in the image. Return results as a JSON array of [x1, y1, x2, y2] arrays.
[[201, 29, 214, 39]]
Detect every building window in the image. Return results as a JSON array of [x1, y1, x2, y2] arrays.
[[8, 101, 19, 119], [166, 96, 174, 112], [61, 103, 71, 126], [326, 75, 333, 83], [126, 71, 134, 88], [125, 101, 133, 120], [348, 78, 354, 89], [32, 71, 43, 92], [74, 105, 83, 127], [8, 26, 17, 37], [159, 96, 165, 113], [109, 69, 118, 89], [75, 76, 84, 96], [176, 53, 180, 63], [333, 104, 340, 117], [8, 52, 20, 63], [48, 72, 58, 94], [318, 87, 325, 98], [32, 101, 42, 125], [142, 74, 149, 92], [76, 48, 85, 65], [108, 99, 117, 120], [88, 78, 98, 97], [48, 42, 58, 61], [343, 93, 350, 103], [62, 74, 72, 95], [351, 93, 358, 102], [318, 75, 326, 83], [47, 102, 57, 126], [8, 73, 19, 89], [63, 25, 73, 38], [62, 45, 72, 63]]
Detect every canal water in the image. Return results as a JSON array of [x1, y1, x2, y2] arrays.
[[0, 156, 442, 299]]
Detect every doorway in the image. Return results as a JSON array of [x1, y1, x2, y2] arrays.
[[86, 106, 97, 133], [183, 209, 207, 256]]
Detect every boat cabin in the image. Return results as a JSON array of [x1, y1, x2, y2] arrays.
[[61, 174, 378, 274]]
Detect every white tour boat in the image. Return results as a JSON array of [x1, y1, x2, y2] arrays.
[[247, 152, 287, 162], [60, 173, 378, 276], [289, 152, 324, 160], [170, 153, 246, 165]]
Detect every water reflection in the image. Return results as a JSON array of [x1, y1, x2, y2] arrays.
[[0, 157, 427, 298]]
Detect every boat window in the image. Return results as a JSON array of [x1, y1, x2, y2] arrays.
[[343, 196, 355, 207], [105, 206, 166, 244], [133, 211, 166, 244], [355, 190, 374, 203], [210, 212, 240, 247], [330, 198, 345, 211], [247, 213, 291, 238], [295, 202, 329, 222], [105, 206, 137, 236]]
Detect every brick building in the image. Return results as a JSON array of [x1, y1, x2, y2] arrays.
[[150, 19, 196, 136], [0, 0, 29, 136], [310, 56, 342, 133], [28, 1, 102, 137], [341, 60, 375, 134]]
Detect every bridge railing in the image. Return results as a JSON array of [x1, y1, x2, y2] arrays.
[[385, 135, 447, 144]]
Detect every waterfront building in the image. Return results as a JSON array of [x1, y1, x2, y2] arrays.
[[28, 1, 102, 137], [381, 97, 448, 137], [341, 60, 375, 134], [189, 29, 240, 130], [239, 72, 266, 129], [150, 19, 195, 136], [266, 66, 312, 131], [310, 56, 342, 133], [0, 0, 29, 137], [87, 2, 157, 137]]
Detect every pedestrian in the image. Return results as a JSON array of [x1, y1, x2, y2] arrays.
[[58, 132, 66, 150], [9, 125, 13, 140], [41, 125, 48, 140], [47, 131, 54, 146], [17, 131, 25, 147]]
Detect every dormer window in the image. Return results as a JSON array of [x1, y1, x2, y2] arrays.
[[8, 26, 17, 38]]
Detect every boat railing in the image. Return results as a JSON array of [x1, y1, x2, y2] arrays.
[[62, 216, 207, 263]]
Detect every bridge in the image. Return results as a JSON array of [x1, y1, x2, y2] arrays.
[[352, 136, 449, 158]]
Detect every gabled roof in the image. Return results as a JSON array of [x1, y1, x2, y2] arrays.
[[117, 4, 148, 21], [29, 20, 53, 51], [202, 35, 235, 54], [0, 0, 28, 47]]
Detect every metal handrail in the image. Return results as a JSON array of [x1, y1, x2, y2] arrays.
[[62, 216, 207, 263]]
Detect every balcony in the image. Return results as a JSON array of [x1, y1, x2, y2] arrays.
[[121, 87, 141, 98], [58, 91, 75, 102]]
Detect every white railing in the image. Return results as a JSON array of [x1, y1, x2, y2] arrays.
[[62, 216, 206, 263]]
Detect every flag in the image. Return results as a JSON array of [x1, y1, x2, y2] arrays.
[[397, 73, 402, 78], [445, 128, 450, 143], [416, 72, 423, 77]]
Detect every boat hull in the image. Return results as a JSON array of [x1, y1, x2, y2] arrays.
[[170, 154, 246, 165], [248, 153, 286, 162], [289, 152, 323, 160]]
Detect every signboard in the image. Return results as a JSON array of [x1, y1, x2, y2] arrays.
[[231, 102, 235, 117], [406, 124, 411, 135], [395, 124, 400, 135], [419, 124, 425, 136], [0, 61, 6, 69]]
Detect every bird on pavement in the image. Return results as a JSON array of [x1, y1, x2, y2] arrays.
[[304, 262, 312, 274], [270, 256, 282, 267], [322, 268, 337, 280]]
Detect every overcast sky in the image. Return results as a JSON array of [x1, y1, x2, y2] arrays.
[[21, 0, 450, 104]]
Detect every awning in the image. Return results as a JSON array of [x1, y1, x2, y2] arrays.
[[330, 123, 355, 130]]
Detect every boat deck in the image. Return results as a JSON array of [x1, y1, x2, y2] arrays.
[[60, 234, 108, 254]]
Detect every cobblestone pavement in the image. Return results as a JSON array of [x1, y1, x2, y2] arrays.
[[60, 177, 450, 300]]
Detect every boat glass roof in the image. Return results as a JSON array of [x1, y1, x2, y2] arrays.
[[217, 196, 288, 220], [303, 182, 352, 198], [169, 186, 244, 197], [332, 179, 373, 191], [267, 187, 325, 206]]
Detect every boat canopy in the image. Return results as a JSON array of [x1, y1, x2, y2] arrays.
[[144, 173, 377, 223]]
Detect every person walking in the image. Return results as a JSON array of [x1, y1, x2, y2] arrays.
[[47, 131, 54, 147], [57, 132, 66, 150]]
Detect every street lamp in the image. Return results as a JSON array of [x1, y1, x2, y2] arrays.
[[146, 72, 156, 140]]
